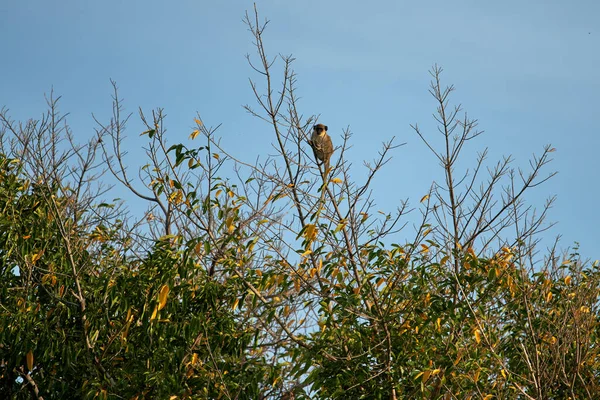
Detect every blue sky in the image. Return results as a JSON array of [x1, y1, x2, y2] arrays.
[[1, 0, 598, 258]]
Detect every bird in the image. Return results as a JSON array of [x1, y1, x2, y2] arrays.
[[308, 124, 334, 174]]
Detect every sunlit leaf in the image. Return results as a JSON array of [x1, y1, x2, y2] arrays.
[[301, 249, 312, 258], [226, 216, 235, 234], [303, 224, 318, 242], [331, 177, 343, 184], [31, 250, 43, 264], [190, 130, 200, 140], [140, 129, 155, 137], [158, 285, 170, 311], [422, 370, 431, 383], [474, 328, 481, 344], [232, 298, 240, 311], [420, 194, 429, 203]]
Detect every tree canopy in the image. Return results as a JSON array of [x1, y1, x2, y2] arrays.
[[1, 8, 598, 400]]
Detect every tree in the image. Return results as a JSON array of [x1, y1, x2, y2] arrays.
[[1, 7, 598, 400]]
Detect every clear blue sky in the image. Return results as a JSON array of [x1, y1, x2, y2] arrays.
[[1, 0, 598, 258]]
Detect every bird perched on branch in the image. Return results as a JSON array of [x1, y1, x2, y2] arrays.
[[308, 124, 334, 174]]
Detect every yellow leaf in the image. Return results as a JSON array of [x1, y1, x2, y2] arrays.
[[318, 320, 326, 332], [194, 118, 203, 126], [483, 395, 493, 400], [150, 306, 158, 321], [580, 306, 590, 313], [546, 291, 553, 302], [232, 298, 240, 311], [226, 216, 235, 234], [158, 284, 170, 311], [256, 269, 263, 277], [31, 250, 43, 264], [564, 276, 572, 285], [474, 328, 481, 344], [301, 249, 313, 258], [26, 350, 34, 371], [213, 153, 220, 160], [422, 369, 431, 383], [331, 177, 343, 184], [501, 369, 507, 379], [22, 235, 31, 239], [420, 244, 429, 253], [190, 130, 200, 140], [334, 220, 346, 233], [440, 255, 450, 265], [376, 277, 386, 288], [303, 224, 318, 242], [420, 194, 429, 203], [422, 228, 431, 237]]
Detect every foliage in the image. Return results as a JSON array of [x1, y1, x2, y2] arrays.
[[1, 7, 598, 400]]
